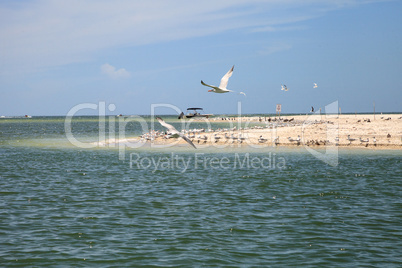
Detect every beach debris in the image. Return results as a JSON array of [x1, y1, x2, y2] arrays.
[[387, 133, 391, 138]]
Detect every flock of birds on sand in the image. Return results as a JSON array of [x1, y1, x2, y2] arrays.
[[154, 66, 398, 149], [144, 116, 389, 149], [155, 66, 321, 149], [148, 118, 279, 149]]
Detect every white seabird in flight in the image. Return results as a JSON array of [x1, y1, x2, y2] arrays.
[[313, 83, 318, 88], [201, 65, 235, 93], [281, 84, 288, 91], [156, 117, 196, 149]]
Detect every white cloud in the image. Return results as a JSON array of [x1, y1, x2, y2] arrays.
[[101, 64, 130, 79]]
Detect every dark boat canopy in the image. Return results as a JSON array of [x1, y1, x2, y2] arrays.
[[187, 108, 203, 110]]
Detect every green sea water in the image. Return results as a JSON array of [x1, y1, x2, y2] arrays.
[[0, 117, 401, 267]]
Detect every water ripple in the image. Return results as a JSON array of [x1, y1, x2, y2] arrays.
[[0, 144, 401, 266]]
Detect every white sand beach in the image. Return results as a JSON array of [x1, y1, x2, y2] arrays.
[[99, 113, 402, 150]]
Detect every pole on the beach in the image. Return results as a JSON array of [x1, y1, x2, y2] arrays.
[[276, 104, 281, 120], [237, 101, 242, 133], [373, 101, 375, 120]]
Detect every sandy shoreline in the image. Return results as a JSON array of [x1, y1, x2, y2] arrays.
[[99, 113, 402, 150]]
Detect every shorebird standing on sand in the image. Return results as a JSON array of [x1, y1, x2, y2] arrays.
[[273, 137, 279, 145], [238, 134, 246, 143], [224, 133, 230, 142], [360, 137, 369, 147], [288, 135, 301, 142], [258, 135, 267, 143], [231, 134, 237, 143], [335, 137, 339, 145], [347, 135, 356, 145], [360, 137, 369, 143], [214, 133, 221, 143]]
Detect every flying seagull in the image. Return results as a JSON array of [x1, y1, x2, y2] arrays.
[[201, 65, 235, 93], [313, 83, 318, 88], [281, 84, 288, 91], [156, 117, 196, 149], [239, 92, 246, 96]]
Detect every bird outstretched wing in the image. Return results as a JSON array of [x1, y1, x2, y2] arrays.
[[156, 117, 177, 133], [201, 80, 215, 89], [219, 65, 234, 89], [156, 117, 196, 149], [180, 134, 197, 149]]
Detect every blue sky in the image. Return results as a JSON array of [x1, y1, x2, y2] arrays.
[[1, 0, 401, 116]]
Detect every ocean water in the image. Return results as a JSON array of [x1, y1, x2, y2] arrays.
[[0, 117, 401, 267]]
